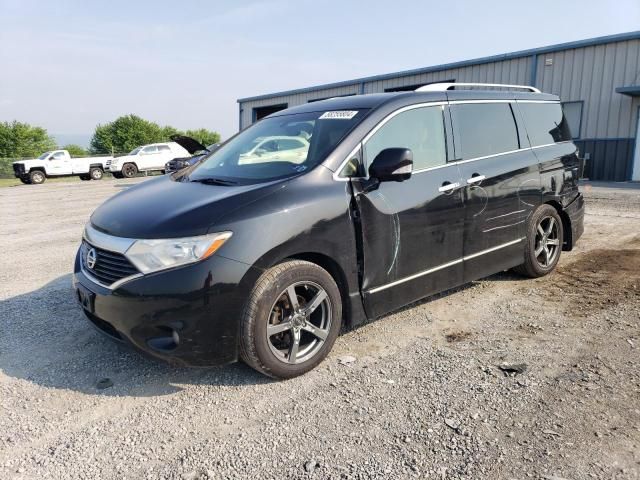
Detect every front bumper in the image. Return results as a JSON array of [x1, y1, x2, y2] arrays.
[[73, 248, 261, 367]]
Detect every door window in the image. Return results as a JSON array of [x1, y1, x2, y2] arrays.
[[157, 145, 171, 152], [51, 152, 65, 160], [519, 102, 573, 146], [450, 103, 519, 160], [142, 146, 158, 154], [364, 105, 447, 171]]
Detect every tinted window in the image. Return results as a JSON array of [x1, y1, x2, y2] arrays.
[[519, 102, 572, 146], [158, 145, 171, 152], [450, 103, 519, 160], [364, 106, 446, 171], [142, 146, 158, 154]]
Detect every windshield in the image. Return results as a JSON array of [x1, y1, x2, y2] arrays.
[[38, 151, 52, 160], [188, 110, 368, 184], [128, 147, 142, 155]]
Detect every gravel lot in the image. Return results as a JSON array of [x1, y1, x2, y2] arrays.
[[1, 178, 639, 480]]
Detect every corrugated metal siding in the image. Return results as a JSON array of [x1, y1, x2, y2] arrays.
[[238, 36, 640, 180], [535, 38, 640, 138], [240, 84, 360, 128]]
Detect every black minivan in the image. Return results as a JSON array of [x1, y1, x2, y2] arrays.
[[73, 83, 584, 379]]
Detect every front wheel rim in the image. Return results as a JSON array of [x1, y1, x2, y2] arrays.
[[266, 281, 332, 365], [123, 165, 135, 176], [534, 215, 560, 268], [92, 169, 102, 179], [33, 172, 43, 182]]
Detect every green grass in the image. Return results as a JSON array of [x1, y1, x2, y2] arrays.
[[0, 176, 84, 188]]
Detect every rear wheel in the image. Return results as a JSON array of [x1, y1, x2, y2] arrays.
[[29, 170, 45, 184], [90, 167, 103, 180], [514, 204, 563, 278], [240, 260, 342, 379], [121, 163, 138, 178]]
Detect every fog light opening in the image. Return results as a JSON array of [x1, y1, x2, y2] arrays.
[[147, 328, 180, 352]]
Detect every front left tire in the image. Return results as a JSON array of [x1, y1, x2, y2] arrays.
[[121, 163, 138, 178], [29, 170, 45, 184], [240, 260, 343, 379]]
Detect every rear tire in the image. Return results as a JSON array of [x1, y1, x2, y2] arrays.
[[240, 260, 342, 379], [514, 204, 563, 278], [90, 167, 103, 180], [29, 170, 46, 184], [121, 163, 138, 178]]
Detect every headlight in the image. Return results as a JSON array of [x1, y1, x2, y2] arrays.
[[125, 232, 232, 274]]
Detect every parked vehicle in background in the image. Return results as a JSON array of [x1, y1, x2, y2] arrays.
[[238, 136, 309, 165], [107, 142, 189, 178], [12, 150, 112, 184], [164, 135, 220, 174], [74, 83, 584, 379]]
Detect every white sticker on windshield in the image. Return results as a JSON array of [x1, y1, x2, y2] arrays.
[[319, 110, 359, 120]]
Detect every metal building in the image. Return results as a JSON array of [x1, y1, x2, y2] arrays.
[[237, 31, 640, 181]]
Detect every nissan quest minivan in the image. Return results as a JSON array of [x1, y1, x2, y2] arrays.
[[73, 83, 585, 379]]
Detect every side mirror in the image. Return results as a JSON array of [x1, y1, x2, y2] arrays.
[[368, 148, 413, 182]]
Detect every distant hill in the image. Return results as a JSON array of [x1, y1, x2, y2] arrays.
[[52, 133, 92, 149]]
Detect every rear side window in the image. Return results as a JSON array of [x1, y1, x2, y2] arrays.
[[158, 145, 171, 152], [518, 102, 572, 146], [364, 105, 446, 171], [450, 103, 519, 160]]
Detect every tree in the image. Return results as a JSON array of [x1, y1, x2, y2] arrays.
[[90, 115, 164, 154], [61, 144, 88, 157], [0, 121, 56, 158], [185, 128, 221, 147], [90, 115, 222, 154]]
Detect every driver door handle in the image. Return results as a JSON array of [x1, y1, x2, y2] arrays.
[[438, 182, 460, 193], [466, 174, 486, 184]]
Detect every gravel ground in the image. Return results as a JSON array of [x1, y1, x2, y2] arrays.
[[1, 178, 639, 480]]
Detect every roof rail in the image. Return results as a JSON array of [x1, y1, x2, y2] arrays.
[[415, 82, 541, 93]]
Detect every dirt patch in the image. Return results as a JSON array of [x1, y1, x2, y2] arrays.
[[444, 330, 471, 343], [551, 247, 640, 316]]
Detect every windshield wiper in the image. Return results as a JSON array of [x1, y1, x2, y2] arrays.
[[189, 177, 238, 186]]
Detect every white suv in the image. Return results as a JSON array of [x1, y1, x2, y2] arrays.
[[108, 142, 189, 178]]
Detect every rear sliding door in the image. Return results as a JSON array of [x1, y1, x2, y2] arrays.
[[449, 101, 542, 282]]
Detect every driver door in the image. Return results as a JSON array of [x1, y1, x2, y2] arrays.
[[48, 152, 71, 175], [350, 104, 465, 319]]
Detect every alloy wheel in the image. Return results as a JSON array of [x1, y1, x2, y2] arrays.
[[534, 215, 560, 268], [266, 281, 332, 365], [123, 165, 136, 177]]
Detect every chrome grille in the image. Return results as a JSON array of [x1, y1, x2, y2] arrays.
[[81, 241, 139, 286]]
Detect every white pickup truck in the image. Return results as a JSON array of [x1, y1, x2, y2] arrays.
[[12, 150, 113, 184]]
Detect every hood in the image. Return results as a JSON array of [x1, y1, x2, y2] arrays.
[[170, 135, 208, 154], [13, 158, 37, 165], [90, 174, 286, 238]]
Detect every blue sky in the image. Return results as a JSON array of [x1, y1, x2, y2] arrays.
[[0, 0, 638, 143]]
